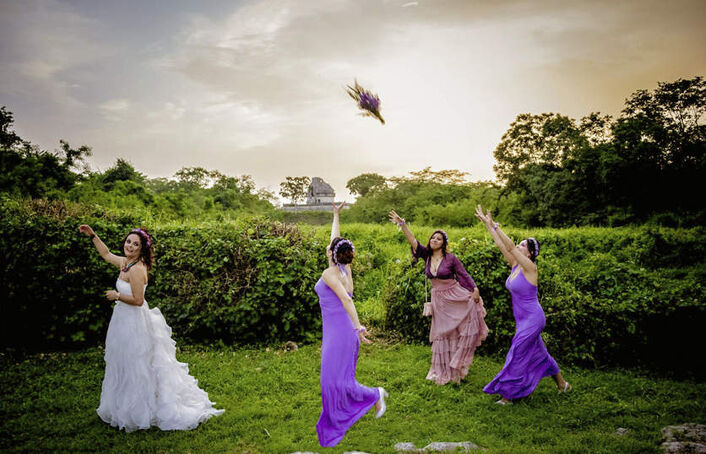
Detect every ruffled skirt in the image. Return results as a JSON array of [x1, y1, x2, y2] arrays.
[[97, 301, 224, 431], [427, 279, 488, 385]]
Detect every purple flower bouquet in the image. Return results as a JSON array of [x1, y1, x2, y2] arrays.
[[346, 80, 385, 125]]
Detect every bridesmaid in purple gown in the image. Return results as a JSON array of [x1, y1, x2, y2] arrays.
[[475, 205, 570, 404], [315, 203, 388, 447]]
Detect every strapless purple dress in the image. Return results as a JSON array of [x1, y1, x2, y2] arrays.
[[314, 277, 380, 447], [483, 265, 559, 399]]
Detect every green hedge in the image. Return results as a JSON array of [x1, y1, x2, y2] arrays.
[[382, 226, 706, 375], [2, 198, 704, 376], [0, 198, 326, 349]]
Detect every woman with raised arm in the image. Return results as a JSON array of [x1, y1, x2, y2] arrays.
[[474, 205, 570, 404], [315, 203, 388, 447], [78, 225, 224, 431], [388, 210, 488, 385]]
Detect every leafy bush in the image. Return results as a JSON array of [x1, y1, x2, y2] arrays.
[[2, 198, 704, 376], [382, 225, 706, 375], [0, 198, 325, 349]]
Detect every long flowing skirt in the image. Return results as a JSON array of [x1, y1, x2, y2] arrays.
[[483, 311, 559, 399], [427, 279, 488, 385], [97, 301, 224, 431], [316, 310, 379, 447]]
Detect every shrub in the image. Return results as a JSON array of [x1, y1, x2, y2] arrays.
[[0, 198, 325, 349]]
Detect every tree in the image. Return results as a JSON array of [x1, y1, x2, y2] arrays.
[[279, 176, 311, 206], [102, 158, 145, 186], [174, 167, 213, 190], [0, 107, 23, 150], [0, 107, 88, 198], [346, 173, 386, 197], [610, 76, 706, 221], [57, 140, 92, 174], [493, 113, 584, 187]]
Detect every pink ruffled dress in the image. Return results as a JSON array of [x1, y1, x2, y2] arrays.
[[413, 241, 489, 385]]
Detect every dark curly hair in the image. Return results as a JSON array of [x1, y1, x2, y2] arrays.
[[123, 228, 155, 270], [330, 237, 355, 265], [525, 237, 540, 263]]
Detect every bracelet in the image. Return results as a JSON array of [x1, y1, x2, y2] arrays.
[[492, 222, 500, 231], [355, 325, 366, 333], [396, 219, 406, 227], [116, 292, 121, 301], [90, 233, 96, 240]]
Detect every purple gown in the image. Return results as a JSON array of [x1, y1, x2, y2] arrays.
[[315, 277, 380, 447], [483, 265, 559, 399]]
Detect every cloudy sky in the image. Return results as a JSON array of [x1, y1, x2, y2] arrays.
[[1, 0, 704, 201]]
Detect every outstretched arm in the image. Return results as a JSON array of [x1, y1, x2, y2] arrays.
[[389, 210, 420, 253], [78, 225, 124, 268], [322, 269, 371, 344], [474, 205, 516, 267], [508, 245, 537, 276], [330, 202, 345, 242]]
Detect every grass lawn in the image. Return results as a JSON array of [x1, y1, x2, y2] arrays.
[[1, 341, 704, 454]]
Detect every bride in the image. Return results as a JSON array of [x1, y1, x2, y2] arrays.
[[78, 225, 224, 431]]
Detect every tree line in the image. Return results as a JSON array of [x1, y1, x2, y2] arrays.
[[1, 76, 704, 227], [340, 77, 705, 227]]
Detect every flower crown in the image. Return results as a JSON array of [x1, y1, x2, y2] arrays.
[[131, 228, 152, 248], [332, 239, 355, 265]]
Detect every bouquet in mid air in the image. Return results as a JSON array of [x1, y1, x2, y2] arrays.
[[346, 80, 385, 125]]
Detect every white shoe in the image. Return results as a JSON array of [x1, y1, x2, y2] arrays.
[[559, 381, 572, 393], [375, 387, 389, 419], [496, 399, 512, 405]]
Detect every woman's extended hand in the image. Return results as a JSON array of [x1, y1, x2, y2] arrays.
[[474, 205, 488, 225], [78, 224, 95, 237], [388, 210, 404, 225], [333, 202, 346, 214]]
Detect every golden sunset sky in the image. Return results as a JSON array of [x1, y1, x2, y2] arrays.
[[1, 0, 704, 200]]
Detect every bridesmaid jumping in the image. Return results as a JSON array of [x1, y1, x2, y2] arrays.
[[315, 203, 388, 447], [389, 210, 488, 385], [474, 205, 570, 404]]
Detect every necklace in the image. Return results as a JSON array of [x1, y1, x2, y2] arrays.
[[429, 254, 443, 276], [121, 260, 138, 273]]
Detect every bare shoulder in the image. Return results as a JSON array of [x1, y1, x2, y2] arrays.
[[128, 263, 148, 283]]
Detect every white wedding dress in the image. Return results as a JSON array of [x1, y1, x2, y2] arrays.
[[97, 279, 224, 432]]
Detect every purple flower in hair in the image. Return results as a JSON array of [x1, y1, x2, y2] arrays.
[[332, 239, 355, 265], [131, 228, 151, 248], [346, 80, 385, 125]]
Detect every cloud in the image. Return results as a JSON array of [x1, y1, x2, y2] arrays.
[[0, 0, 109, 108], [2, 0, 704, 199]]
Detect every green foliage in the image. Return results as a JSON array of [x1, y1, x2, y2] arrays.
[[2, 198, 704, 375], [279, 176, 311, 205], [346, 172, 387, 196], [0, 107, 90, 199], [0, 198, 324, 349], [380, 225, 706, 374], [345, 177, 520, 227], [493, 77, 706, 227]]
